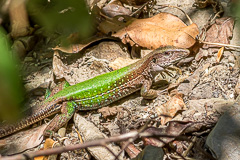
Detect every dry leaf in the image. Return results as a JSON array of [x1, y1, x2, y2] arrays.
[[112, 13, 199, 49], [52, 36, 117, 53], [120, 142, 140, 159], [52, 50, 69, 80], [216, 47, 224, 63], [98, 15, 134, 35], [102, 1, 131, 17], [0, 124, 46, 155], [156, 94, 186, 125], [98, 107, 123, 119], [203, 17, 234, 49], [109, 57, 138, 70], [34, 138, 55, 160], [142, 121, 192, 147], [119, 0, 150, 6]]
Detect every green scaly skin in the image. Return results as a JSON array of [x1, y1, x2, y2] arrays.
[[0, 46, 189, 138]]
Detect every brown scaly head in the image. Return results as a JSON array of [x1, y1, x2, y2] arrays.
[[148, 46, 190, 72]]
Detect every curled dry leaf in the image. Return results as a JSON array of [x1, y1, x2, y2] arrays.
[[216, 47, 224, 63], [156, 94, 186, 125], [112, 13, 199, 49]]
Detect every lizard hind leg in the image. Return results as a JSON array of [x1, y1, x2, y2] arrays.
[[43, 101, 76, 137]]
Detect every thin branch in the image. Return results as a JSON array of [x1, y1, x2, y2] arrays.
[[199, 40, 240, 49], [1, 129, 189, 160]]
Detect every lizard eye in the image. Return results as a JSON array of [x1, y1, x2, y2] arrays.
[[164, 51, 170, 55], [152, 58, 156, 63]]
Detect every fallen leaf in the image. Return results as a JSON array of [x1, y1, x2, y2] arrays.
[[112, 12, 199, 49], [52, 50, 69, 80], [35, 138, 56, 160], [44, 138, 55, 149], [98, 107, 123, 119], [98, 15, 134, 35], [202, 17, 234, 49], [119, 0, 150, 6], [156, 94, 186, 125], [52, 36, 118, 53], [216, 47, 224, 63], [109, 57, 138, 70], [102, 1, 132, 17], [0, 124, 47, 155], [142, 121, 192, 147], [120, 142, 140, 159]]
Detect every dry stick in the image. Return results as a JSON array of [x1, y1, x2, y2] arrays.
[[199, 40, 240, 49], [130, 0, 155, 17], [115, 120, 150, 160], [183, 136, 197, 157], [1, 129, 188, 160]]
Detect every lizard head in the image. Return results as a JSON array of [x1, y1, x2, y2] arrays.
[[150, 46, 190, 71]]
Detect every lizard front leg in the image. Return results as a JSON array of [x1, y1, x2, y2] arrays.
[[44, 101, 76, 136], [140, 79, 158, 99]]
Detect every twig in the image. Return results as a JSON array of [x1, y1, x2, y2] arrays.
[[199, 40, 240, 49], [1, 128, 189, 160], [183, 136, 197, 157]]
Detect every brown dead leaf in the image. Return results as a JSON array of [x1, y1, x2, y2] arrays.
[[102, 1, 131, 17], [203, 17, 234, 49], [216, 47, 224, 63], [142, 121, 192, 147], [156, 94, 186, 125], [112, 13, 199, 49], [109, 57, 138, 70], [98, 107, 123, 118], [119, 0, 150, 6], [120, 142, 140, 159], [52, 36, 118, 53], [52, 50, 69, 80], [98, 15, 134, 35], [0, 124, 47, 155]]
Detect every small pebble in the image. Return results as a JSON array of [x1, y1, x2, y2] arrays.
[[150, 114, 155, 119], [58, 128, 66, 137], [228, 55, 235, 63], [229, 93, 234, 99]]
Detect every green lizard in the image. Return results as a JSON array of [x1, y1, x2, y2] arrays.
[[0, 46, 189, 138]]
